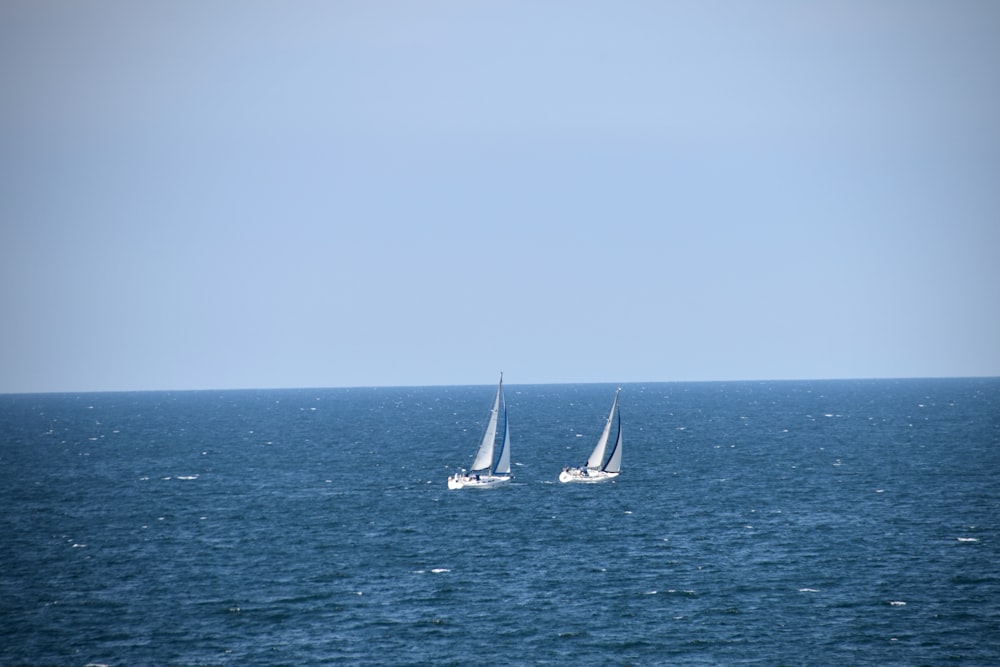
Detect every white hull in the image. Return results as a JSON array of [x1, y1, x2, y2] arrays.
[[447, 473, 511, 490], [559, 468, 619, 483]]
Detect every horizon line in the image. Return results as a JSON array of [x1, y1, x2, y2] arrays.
[[3, 374, 998, 397]]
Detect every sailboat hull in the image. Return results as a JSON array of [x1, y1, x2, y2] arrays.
[[559, 468, 619, 483], [448, 473, 511, 490]]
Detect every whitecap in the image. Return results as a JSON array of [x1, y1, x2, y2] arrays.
[[957, 537, 979, 543], [798, 588, 820, 593], [177, 475, 198, 480], [430, 568, 450, 574], [889, 600, 906, 606]]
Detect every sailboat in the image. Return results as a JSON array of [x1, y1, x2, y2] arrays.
[[447, 374, 511, 489], [559, 388, 622, 483]]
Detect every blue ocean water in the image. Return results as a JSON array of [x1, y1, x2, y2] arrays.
[[2, 378, 999, 665]]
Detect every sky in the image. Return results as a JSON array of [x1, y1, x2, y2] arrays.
[[2, 1, 999, 393]]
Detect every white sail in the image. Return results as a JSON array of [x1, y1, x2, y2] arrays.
[[603, 413, 622, 474], [494, 398, 511, 475], [585, 389, 620, 469], [469, 376, 502, 472]]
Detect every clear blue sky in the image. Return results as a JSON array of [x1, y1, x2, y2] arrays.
[[2, 1, 998, 393]]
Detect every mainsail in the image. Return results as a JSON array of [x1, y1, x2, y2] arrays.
[[585, 389, 620, 470], [494, 397, 511, 475], [469, 375, 503, 472], [602, 410, 623, 474]]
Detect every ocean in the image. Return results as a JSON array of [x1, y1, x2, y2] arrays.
[[2, 378, 998, 665]]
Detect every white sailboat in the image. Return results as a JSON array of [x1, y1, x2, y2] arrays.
[[559, 388, 622, 483], [447, 374, 511, 489]]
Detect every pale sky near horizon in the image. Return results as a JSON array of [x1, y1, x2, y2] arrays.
[[2, 1, 998, 393]]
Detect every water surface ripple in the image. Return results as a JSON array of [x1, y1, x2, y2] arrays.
[[2, 379, 998, 664]]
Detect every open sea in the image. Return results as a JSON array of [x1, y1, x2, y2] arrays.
[[2, 378, 999, 666]]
